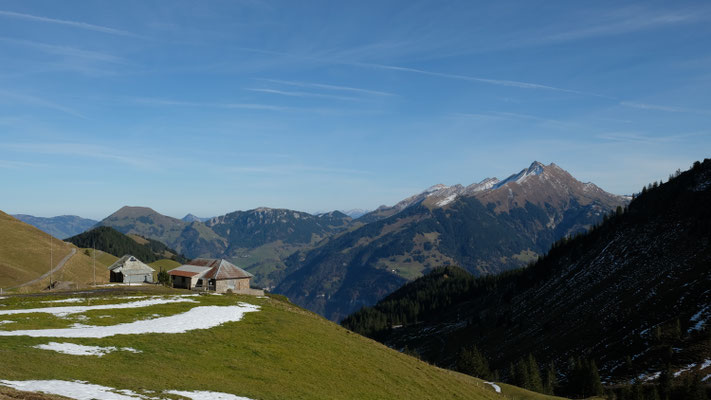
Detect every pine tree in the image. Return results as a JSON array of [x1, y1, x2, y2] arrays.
[[631, 380, 643, 400], [658, 364, 672, 400], [527, 354, 543, 393], [543, 362, 557, 395], [512, 358, 531, 390], [455, 345, 492, 380], [684, 371, 708, 400], [587, 360, 604, 397]]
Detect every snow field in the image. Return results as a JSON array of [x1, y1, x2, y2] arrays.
[[0, 303, 260, 338], [0, 296, 199, 317], [34, 342, 141, 356], [0, 380, 255, 400]]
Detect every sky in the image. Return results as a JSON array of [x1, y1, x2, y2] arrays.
[[0, 0, 710, 219]]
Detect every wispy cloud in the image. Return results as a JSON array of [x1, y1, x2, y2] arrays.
[[0, 10, 136, 37], [234, 47, 606, 97], [0, 159, 46, 169], [620, 101, 711, 115], [0, 90, 85, 118], [539, 7, 706, 44], [130, 97, 378, 116], [0, 37, 123, 63], [0, 142, 152, 168], [454, 111, 580, 129], [132, 97, 289, 111], [597, 131, 704, 145], [246, 88, 360, 102], [223, 164, 372, 176], [357, 62, 609, 97], [259, 79, 395, 97]]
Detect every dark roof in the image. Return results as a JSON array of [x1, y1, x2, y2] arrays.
[[187, 258, 253, 280]]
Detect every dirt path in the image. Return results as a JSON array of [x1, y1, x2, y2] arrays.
[[6, 248, 76, 290]]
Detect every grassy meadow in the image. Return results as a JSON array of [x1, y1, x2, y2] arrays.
[[0, 290, 564, 400]]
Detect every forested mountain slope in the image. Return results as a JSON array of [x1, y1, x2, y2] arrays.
[[66, 226, 188, 264]]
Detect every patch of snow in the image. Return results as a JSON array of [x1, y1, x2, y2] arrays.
[[674, 363, 697, 377], [166, 390, 254, 400], [638, 371, 661, 382], [467, 177, 499, 193], [0, 320, 14, 325], [34, 342, 141, 356], [704, 374, 711, 382], [495, 161, 545, 188], [688, 304, 710, 333], [94, 283, 155, 287], [436, 194, 457, 207], [425, 184, 449, 194], [0, 303, 259, 338], [0, 380, 256, 400], [42, 298, 85, 304], [0, 380, 144, 400], [0, 296, 198, 317], [701, 359, 711, 370], [484, 382, 501, 393]]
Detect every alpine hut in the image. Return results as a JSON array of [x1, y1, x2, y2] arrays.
[[168, 258, 262, 295], [108, 255, 154, 283]]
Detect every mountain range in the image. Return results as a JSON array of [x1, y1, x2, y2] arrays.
[[342, 159, 711, 395], [275, 161, 628, 320], [11, 214, 98, 239], [13, 161, 628, 321]]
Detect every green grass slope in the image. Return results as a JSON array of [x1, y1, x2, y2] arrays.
[[0, 211, 71, 289], [148, 258, 181, 271], [0, 211, 110, 291], [0, 291, 559, 400]]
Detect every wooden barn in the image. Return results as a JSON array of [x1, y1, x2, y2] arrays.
[[108, 255, 154, 284], [168, 258, 262, 295]]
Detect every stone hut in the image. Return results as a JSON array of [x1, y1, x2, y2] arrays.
[[168, 258, 262, 295], [108, 255, 154, 284]]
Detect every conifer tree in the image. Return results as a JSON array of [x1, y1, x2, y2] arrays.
[[587, 360, 604, 397], [543, 362, 557, 395], [512, 358, 531, 390], [455, 345, 492, 380], [658, 364, 672, 400], [527, 354, 543, 393]]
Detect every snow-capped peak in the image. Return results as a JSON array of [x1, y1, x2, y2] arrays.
[[464, 177, 500, 194], [424, 184, 449, 194], [495, 161, 546, 188]]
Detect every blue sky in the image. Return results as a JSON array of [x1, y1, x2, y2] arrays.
[[1, 1, 709, 219]]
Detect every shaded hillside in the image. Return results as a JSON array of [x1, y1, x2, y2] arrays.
[[276, 162, 627, 321], [343, 159, 711, 392], [12, 214, 97, 239], [66, 226, 188, 264]]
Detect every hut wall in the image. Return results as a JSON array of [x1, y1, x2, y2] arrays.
[[124, 273, 152, 284], [215, 278, 251, 293]]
